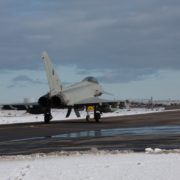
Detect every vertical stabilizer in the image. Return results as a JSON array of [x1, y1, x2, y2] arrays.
[[41, 51, 63, 96]]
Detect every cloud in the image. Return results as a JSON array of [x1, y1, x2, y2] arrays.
[[12, 75, 43, 84], [8, 75, 46, 88], [77, 67, 157, 83], [0, 0, 180, 83], [8, 84, 27, 89]]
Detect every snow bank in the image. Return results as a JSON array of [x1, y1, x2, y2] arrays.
[[0, 108, 164, 125], [0, 151, 180, 180]]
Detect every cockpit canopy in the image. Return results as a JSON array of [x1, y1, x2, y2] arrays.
[[82, 76, 99, 84]]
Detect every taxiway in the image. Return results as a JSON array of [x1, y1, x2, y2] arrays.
[[0, 110, 180, 155]]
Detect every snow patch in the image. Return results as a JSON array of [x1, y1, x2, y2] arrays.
[[0, 108, 164, 125], [8, 164, 31, 180], [145, 148, 180, 154], [0, 151, 180, 180]]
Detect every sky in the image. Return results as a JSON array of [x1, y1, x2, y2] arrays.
[[0, 0, 180, 103]]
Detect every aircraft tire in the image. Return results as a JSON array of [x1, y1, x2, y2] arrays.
[[94, 112, 101, 123], [86, 115, 90, 122], [44, 113, 52, 124]]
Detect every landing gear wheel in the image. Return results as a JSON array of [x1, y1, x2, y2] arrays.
[[44, 113, 52, 124], [94, 112, 101, 123], [86, 115, 90, 122]]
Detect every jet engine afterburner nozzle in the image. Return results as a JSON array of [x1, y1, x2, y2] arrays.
[[38, 95, 50, 107], [51, 96, 62, 107], [51, 94, 67, 107]]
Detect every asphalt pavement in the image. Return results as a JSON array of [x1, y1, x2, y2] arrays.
[[0, 110, 180, 155]]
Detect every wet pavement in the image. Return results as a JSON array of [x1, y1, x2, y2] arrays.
[[52, 125, 180, 138]]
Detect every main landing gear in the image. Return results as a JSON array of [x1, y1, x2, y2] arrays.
[[44, 108, 53, 123], [86, 106, 101, 123], [43, 106, 101, 123]]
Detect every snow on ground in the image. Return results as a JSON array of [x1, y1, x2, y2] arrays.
[[0, 150, 180, 180], [1, 108, 179, 180], [0, 108, 164, 124]]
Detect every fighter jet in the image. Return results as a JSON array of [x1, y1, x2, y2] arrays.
[[2, 52, 118, 123]]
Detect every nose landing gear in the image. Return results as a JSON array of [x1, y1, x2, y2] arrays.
[[86, 105, 101, 123]]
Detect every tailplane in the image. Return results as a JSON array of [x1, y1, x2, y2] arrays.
[[41, 51, 63, 96]]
